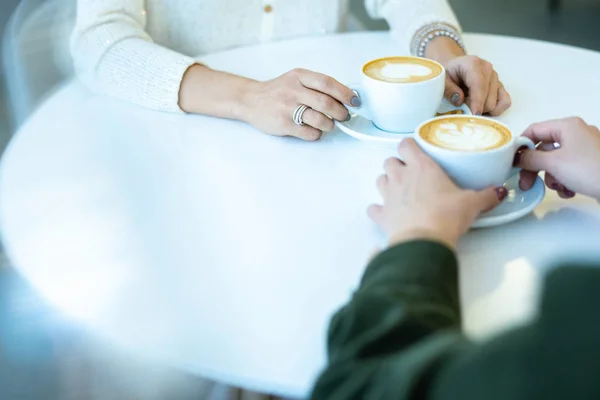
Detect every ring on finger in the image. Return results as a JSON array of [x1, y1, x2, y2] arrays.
[[293, 104, 311, 126]]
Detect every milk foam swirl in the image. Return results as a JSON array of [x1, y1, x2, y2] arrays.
[[425, 120, 510, 151], [380, 63, 432, 80], [364, 57, 442, 83]]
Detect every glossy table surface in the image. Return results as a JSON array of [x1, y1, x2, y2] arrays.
[[2, 33, 600, 397]]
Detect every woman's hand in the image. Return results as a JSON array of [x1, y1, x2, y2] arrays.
[[368, 139, 506, 249], [444, 56, 512, 116], [426, 37, 511, 116], [240, 69, 358, 141], [517, 117, 600, 200]]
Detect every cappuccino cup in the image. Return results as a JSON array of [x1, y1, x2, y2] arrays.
[[350, 56, 445, 133], [415, 115, 535, 190]]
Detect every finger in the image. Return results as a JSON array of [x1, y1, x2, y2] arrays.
[[516, 148, 553, 172], [519, 170, 539, 191], [300, 108, 335, 132], [444, 76, 465, 106], [521, 116, 588, 144], [397, 138, 427, 165], [556, 183, 576, 199], [544, 173, 560, 192], [367, 204, 384, 225], [464, 68, 490, 115], [376, 174, 388, 197], [472, 186, 508, 214], [296, 70, 357, 107], [557, 187, 576, 199], [489, 84, 512, 116], [288, 124, 322, 142], [483, 71, 499, 114], [298, 89, 349, 122], [383, 157, 404, 180]]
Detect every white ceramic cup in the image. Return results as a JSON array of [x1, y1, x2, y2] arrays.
[[349, 56, 446, 133], [414, 116, 536, 190]]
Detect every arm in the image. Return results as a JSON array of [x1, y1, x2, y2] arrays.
[[71, 0, 256, 116], [72, 0, 194, 112], [311, 241, 600, 400], [310, 139, 505, 399], [365, 0, 461, 54], [71, 0, 355, 139], [310, 240, 466, 400]]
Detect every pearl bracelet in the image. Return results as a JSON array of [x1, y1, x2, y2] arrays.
[[411, 22, 465, 58]]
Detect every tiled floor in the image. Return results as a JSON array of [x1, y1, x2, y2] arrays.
[[1, 1, 600, 399]]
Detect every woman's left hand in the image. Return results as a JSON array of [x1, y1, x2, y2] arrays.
[[443, 55, 512, 116]]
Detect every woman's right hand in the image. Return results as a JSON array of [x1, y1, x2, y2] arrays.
[[517, 117, 600, 200], [240, 69, 359, 141]]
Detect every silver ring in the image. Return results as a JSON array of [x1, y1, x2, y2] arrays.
[[293, 104, 310, 126]]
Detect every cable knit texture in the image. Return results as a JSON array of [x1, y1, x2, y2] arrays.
[[71, 0, 459, 113]]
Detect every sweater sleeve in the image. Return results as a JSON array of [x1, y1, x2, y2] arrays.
[[71, 0, 197, 112], [310, 240, 466, 400], [365, 0, 461, 54]]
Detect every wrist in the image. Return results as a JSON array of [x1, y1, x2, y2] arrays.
[[388, 228, 458, 252], [235, 80, 262, 123], [179, 63, 259, 120], [425, 36, 466, 66]]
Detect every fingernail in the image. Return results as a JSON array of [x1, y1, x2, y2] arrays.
[[451, 93, 460, 105], [495, 187, 508, 201], [344, 112, 352, 122], [564, 189, 576, 198], [475, 111, 482, 116], [351, 96, 361, 107], [518, 178, 527, 191], [551, 183, 559, 190]]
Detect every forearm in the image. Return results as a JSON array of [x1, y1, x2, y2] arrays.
[[310, 241, 463, 400], [327, 241, 461, 363], [178, 64, 257, 120]]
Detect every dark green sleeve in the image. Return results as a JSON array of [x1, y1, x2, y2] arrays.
[[310, 240, 600, 400], [310, 240, 468, 400]]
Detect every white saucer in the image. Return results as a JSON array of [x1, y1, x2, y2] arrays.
[[335, 99, 472, 144], [473, 174, 546, 229]]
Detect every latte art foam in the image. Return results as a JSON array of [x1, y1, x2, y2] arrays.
[[363, 56, 443, 83], [380, 64, 432, 80], [420, 117, 512, 151]]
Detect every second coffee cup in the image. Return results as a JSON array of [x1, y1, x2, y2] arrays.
[[415, 115, 536, 190]]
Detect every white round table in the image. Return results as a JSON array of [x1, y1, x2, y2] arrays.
[[2, 33, 600, 398]]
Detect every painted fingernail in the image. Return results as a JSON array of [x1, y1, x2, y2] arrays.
[[351, 96, 361, 107], [496, 187, 508, 201], [564, 189, 576, 198], [551, 183, 559, 190], [451, 93, 460, 105], [518, 178, 527, 191], [344, 112, 352, 122]]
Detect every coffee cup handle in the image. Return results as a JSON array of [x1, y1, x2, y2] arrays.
[[509, 136, 536, 178], [347, 84, 373, 121]]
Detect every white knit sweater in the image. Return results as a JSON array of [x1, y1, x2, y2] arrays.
[[71, 0, 460, 113]]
